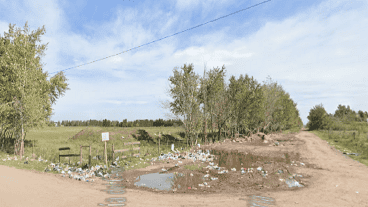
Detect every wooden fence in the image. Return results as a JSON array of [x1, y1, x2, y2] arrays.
[[112, 142, 140, 162], [58, 145, 92, 166]]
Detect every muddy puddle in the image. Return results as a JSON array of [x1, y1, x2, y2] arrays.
[[120, 141, 319, 195]]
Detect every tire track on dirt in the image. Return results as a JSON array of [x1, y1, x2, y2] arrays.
[[267, 130, 368, 207]]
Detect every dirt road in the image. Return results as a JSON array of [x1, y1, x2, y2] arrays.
[[1, 129, 367, 207]]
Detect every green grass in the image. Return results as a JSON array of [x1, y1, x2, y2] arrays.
[[183, 163, 204, 171], [0, 126, 197, 173], [281, 126, 303, 134], [309, 129, 368, 167]]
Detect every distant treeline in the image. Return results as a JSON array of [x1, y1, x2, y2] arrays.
[[51, 118, 183, 127], [306, 104, 368, 131]]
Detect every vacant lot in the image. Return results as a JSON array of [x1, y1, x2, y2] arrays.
[[0, 128, 367, 206]]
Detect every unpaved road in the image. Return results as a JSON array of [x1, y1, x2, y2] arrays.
[[1, 129, 367, 207]]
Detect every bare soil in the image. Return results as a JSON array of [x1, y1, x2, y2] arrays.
[[1, 128, 367, 207]]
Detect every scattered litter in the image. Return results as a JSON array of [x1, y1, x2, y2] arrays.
[[285, 178, 304, 188]]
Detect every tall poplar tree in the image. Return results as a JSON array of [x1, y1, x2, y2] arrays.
[[0, 22, 70, 158], [168, 63, 201, 147]]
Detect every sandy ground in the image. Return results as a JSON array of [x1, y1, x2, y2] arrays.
[[0, 128, 367, 207]]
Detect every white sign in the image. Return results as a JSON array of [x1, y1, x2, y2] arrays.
[[171, 144, 175, 151], [102, 132, 109, 141]]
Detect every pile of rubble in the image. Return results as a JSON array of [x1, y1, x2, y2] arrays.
[[219, 132, 283, 145]]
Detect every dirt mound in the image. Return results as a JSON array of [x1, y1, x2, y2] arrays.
[[223, 132, 281, 144], [68, 128, 135, 141], [68, 128, 94, 140]]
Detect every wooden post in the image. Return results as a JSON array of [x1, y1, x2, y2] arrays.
[[96, 149, 98, 160], [80, 145, 82, 166], [158, 137, 160, 155], [89, 145, 91, 167], [68, 148, 71, 165], [112, 144, 114, 161], [105, 140, 107, 167]]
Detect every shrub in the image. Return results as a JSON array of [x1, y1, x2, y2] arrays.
[[307, 104, 331, 130]]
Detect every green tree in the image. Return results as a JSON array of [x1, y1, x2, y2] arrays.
[[167, 63, 202, 147], [227, 74, 265, 135], [260, 76, 284, 133], [197, 64, 228, 143], [307, 103, 330, 130], [0, 22, 70, 157]]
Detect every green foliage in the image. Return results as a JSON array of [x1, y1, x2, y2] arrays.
[[333, 104, 364, 123], [227, 74, 265, 134], [260, 76, 284, 132], [0, 22, 70, 149], [168, 63, 201, 145], [307, 103, 330, 130]]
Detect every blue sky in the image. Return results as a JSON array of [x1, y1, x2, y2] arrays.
[[0, 0, 367, 125]]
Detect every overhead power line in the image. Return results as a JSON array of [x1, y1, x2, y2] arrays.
[[49, 0, 271, 75]]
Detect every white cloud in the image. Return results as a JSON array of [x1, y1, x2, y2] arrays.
[[1, 0, 368, 125]]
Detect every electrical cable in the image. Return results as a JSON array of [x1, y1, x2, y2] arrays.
[[48, 0, 272, 75]]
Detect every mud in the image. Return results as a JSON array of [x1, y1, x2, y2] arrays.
[[119, 132, 320, 196]]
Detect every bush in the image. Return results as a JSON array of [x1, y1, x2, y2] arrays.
[[307, 104, 331, 130]]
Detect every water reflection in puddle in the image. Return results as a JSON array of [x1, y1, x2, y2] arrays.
[[134, 172, 177, 191]]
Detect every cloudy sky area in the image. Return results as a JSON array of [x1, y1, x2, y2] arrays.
[[0, 0, 367, 125]]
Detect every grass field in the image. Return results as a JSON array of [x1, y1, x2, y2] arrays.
[[2, 124, 360, 175], [0, 126, 218, 174], [309, 129, 368, 166]]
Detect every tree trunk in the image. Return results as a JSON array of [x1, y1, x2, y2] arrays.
[[218, 123, 221, 142], [20, 121, 24, 159], [204, 119, 207, 145]]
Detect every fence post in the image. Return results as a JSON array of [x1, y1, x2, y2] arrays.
[[80, 145, 82, 166], [112, 144, 114, 161], [104, 140, 107, 167], [97, 149, 98, 160], [89, 145, 91, 167]]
